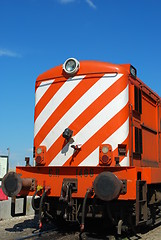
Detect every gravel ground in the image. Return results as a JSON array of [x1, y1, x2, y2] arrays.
[[1, 215, 161, 240], [0, 215, 39, 240]]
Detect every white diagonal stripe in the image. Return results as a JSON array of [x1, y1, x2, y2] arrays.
[[34, 75, 86, 137], [79, 117, 129, 166], [103, 117, 129, 147], [49, 85, 128, 166], [79, 148, 99, 166], [41, 73, 122, 151], [35, 79, 55, 106], [120, 151, 129, 166]]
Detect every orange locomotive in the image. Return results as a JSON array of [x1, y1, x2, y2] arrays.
[[2, 58, 161, 232]]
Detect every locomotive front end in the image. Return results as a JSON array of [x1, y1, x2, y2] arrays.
[[3, 58, 161, 234], [33, 57, 131, 228], [2, 58, 135, 232]]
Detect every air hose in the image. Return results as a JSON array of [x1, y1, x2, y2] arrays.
[[31, 185, 43, 211], [38, 187, 51, 229], [80, 188, 93, 232]]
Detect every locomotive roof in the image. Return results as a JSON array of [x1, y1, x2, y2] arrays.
[[36, 60, 161, 102], [37, 60, 130, 81]]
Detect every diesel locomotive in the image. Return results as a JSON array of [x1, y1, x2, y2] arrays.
[[2, 58, 161, 233]]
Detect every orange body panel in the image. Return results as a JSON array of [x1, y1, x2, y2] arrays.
[[34, 62, 130, 168], [16, 165, 161, 200], [16, 166, 137, 199]]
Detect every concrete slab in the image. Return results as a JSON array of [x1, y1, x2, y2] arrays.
[[0, 197, 34, 220]]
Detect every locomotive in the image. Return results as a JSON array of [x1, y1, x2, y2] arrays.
[[2, 58, 161, 233]]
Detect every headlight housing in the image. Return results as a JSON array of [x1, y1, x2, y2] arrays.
[[63, 58, 80, 75], [35, 146, 46, 166], [99, 144, 112, 166]]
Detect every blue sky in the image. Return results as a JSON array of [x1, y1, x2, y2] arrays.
[[0, 0, 161, 169]]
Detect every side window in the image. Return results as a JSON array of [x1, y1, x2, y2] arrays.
[[134, 86, 142, 114], [135, 127, 142, 154]]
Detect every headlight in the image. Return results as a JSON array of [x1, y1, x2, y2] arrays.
[[63, 58, 80, 75], [130, 65, 137, 79], [36, 147, 42, 155], [102, 146, 109, 154]]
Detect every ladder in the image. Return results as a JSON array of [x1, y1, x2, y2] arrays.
[[136, 180, 148, 226]]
